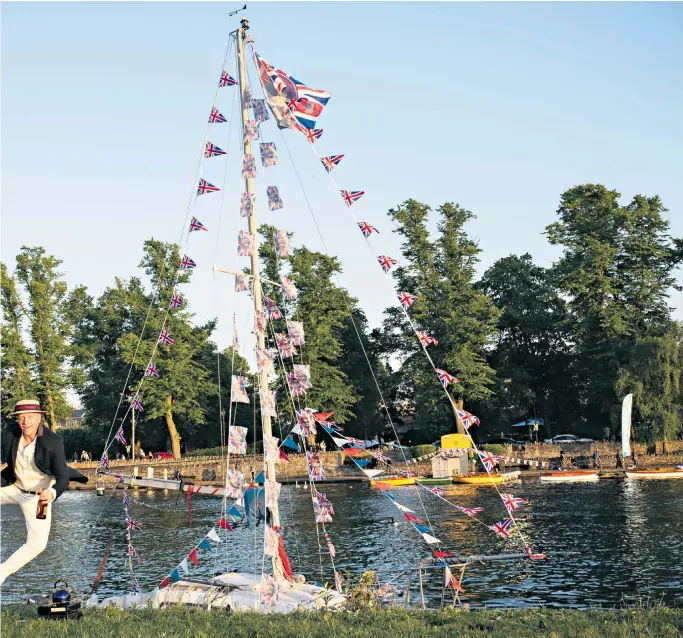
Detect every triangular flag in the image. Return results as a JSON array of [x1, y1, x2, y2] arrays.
[[444, 565, 465, 593], [227, 504, 242, 519], [414, 523, 432, 534], [198, 539, 211, 551], [332, 436, 349, 447], [160, 577, 170, 589], [218, 516, 233, 531], [361, 469, 385, 478], [279, 448, 290, 461], [395, 503, 414, 513], [282, 435, 300, 451], [373, 481, 393, 491], [207, 528, 221, 543], [422, 532, 441, 544], [404, 513, 423, 523], [291, 424, 302, 436], [170, 568, 181, 583], [179, 558, 189, 574], [188, 549, 198, 567]]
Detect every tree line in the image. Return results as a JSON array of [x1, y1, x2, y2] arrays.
[[2, 184, 681, 457]]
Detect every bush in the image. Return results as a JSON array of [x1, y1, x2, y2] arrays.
[[184, 446, 224, 458], [410, 444, 437, 459], [481, 443, 504, 455]]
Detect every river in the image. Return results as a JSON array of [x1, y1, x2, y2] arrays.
[[1, 478, 682, 609]]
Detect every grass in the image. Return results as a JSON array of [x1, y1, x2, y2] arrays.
[[1, 606, 682, 638]]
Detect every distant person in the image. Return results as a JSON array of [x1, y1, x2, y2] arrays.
[[80, 450, 87, 462], [592, 450, 601, 469], [615, 451, 623, 469], [73, 452, 78, 463], [139, 448, 145, 460], [559, 449, 567, 469], [632, 451, 638, 467]]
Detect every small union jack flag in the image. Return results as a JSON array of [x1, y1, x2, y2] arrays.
[[204, 141, 226, 158], [180, 255, 196, 270], [128, 544, 138, 557], [266, 185, 283, 211], [219, 70, 237, 86], [501, 493, 527, 514], [478, 450, 503, 472], [435, 368, 459, 388], [131, 576, 140, 593], [457, 409, 480, 429], [158, 329, 175, 345], [397, 291, 419, 310], [197, 179, 220, 195], [357, 221, 379, 238], [300, 127, 323, 143], [189, 216, 207, 232], [417, 331, 439, 347], [114, 426, 127, 445], [169, 292, 183, 309], [99, 453, 110, 470], [489, 518, 513, 538], [126, 517, 141, 531], [460, 506, 484, 517], [145, 362, 159, 377], [132, 394, 144, 411], [340, 190, 365, 207], [430, 487, 446, 497], [123, 491, 134, 506], [208, 106, 226, 123], [377, 255, 398, 273], [321, 154, 344, 172]]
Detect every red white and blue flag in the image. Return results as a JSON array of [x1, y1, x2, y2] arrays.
[[158, 329, 175, 345], [397, 291, 419, 310], [457, 409, 480, 429], [219, 70, 237, 87], [460, 506, 484, 517], [123, 490, 134, 506], [145, 362, 160, 377], [264, 297, 282, 320], [197, 179, 220, 195], [169, 292, 183, 309], [430, 487, 446, 497], [180, 255, 196, 270], [321, 154, 344, 172], [490, 518, 513, 538], [377, 255, 398, 273], [100, 452, 110, 470], [266, 186, 283, 211], [208, 107, 227, 123], [204, 141, 226, 158], [190, 216, 207, 232], [301, 127, 323, 144], [242, 153, 257, 178], [478, 450, 504, 472], [417, 331, 439, 347], [435, 368, 459, 388], [340, 190, 365, 207], [260, 142, 277, 167], [126, 517, 141, 531], [114, 426, 127, 445], [501, 493, 527, 514], [132, 394, 144, 412], [357, 221, 379, 238]]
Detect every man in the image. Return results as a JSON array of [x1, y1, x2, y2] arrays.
[[0, 399, 84, 585]]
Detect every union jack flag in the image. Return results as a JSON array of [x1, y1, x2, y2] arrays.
[[237, 231, 255, 257], [169, 292, 183, 309], [377, 255, 398, 273], [204, 141, 226, 158], [208, 106, 226, 123], [123, 491, 134, 506], [489, 518, 513, 538], [263, 297, 282, 320], [357, 221, 379, 238], [260, 142, 277, 167], [501, 493, 527, 514], [99, 453, 110, 470], [457, 409, 480, 429], [460, 506, 484, 517], [235, 274, 248, 292], [324, 531, 336, 558], [189, 216, 207, 232], [288, 372, 306, 397], [244, 121, 259, 143], [301, 127, 323, 144], [340, 190, 365, 207], [180, 255, 196, 270], [240, 193, 254, 217], [435, 368, 459, 388], [417, 331, 439, 347], [242, 153, 257, 178], [132, 394, 144, 412], [430, 487, 446, 497], [275, 332, 297, 358], [397, 291, 419, 310], [128, 544, 138, 557], [131, 576, 140, 594], [321, 154, 344, 172], [114, 426, 127, 445], [478, 450, 504, 472], [197, 179, 219, 195], [126, 517, 141, 531], [145, 361, 160, 377], [158, 329, 175, 345], [267, 186, 283, 211], [219, 70, 237, 86], [252, 98, 270, 123], [274, 229, 290, 258]]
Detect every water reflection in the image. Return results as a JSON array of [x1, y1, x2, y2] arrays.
[[1, 480, 681, 608]]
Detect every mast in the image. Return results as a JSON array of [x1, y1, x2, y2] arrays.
[[236, 16, 284, 579]]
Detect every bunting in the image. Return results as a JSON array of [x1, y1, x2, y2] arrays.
[[197, 178, 220, 195], [264, 297, 282, 320], [254, 310, 266, 335], [264, 436, 280, 464], [244, 121, 259, 143], [114, 427, 127, 445], [260, 390, 278, 418], [264, 526, 279, 557], [242, 153, 257, 178], [377, 255, 398, 273], [280, 275, 298, 301], [478, 450, 504, 472], [208, 106, 227, 123], [260, 142, 278, 167], [235, 273, 248, 292], [286, 320, 305, 345], [169, 292, 183, 309], [501, 493, 527, 514], [357, 221, 379, 238], [189, 216, 207, 232], [340, 190, 365, 206], [180, 255, 196, 270], [260, 573, 278, 606], [266, 185, 284, 211], [204, 141, 226, 158], [228, 425, 247, 455], [296, 408, 317, 436], [307, 452, 325, 481], [490, 518, 513, 538], [397, 291, 419, 310], [240, 193, 255, 217], [274, 230, 291, 258], [226, 469, 245, 498], [417, 331, 438, 347], [255, 347, 275, 375], [320, 154, 344, 172], [275, 332, 297, 358], [435, 368, 459, 388], [265, 479, 281, 509], [237, 231, 255, 257], [219, 71, 237, 86], [252, 98, 270, 123], [457, 409, 480, 429], [158, 329, 175, 345], [301, 127, 323, 143], [230, 375, 249, 404], [132, 394, 144, 412]]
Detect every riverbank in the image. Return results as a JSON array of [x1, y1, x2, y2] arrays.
[[1, 606, 682, 637]]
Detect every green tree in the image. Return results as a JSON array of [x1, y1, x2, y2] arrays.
[[379, 200, 500, 436], [0, 262, 36, 416]]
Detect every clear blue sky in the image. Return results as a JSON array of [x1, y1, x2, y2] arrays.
[[3, 1, 682, 357]]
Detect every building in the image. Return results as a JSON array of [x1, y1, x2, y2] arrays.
[[57, 408, 85, 429]]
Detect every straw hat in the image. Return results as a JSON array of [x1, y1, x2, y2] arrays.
[[13, 399, 45, 415]]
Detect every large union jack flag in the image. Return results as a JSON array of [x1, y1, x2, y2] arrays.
[[340, 190, 365, 207], [158, 329, 175, 345], [169, 292, 183, 309], [489, 518, 513, 538], [145, 361, 160, 377], [219, 70, 237, 86], [435, 368, 459, 388], [208, 106, 227, 123], [180, 255, 196, 270], [197, 179, 220, 195], [417, 331, 439, 347], [204, 141, 226, 158], [377, 255, 398, 273], [501, 493, 527, 514], [478, 450, 504, 472], [189, 216, 207, 232], [321, 154, 344, 172], [397, 291, 419, 310], [357, 221, 379, 238]]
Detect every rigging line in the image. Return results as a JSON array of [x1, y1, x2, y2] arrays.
[[304, 145, 531, 552], [274, 128, 438, 537]]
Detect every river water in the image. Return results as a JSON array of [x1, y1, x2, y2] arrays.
[[1, 478, 682, 609]]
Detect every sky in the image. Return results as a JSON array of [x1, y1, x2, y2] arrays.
[[2, 1, 682, 361]]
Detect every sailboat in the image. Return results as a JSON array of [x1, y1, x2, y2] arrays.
[[90, 15, 545, 612]]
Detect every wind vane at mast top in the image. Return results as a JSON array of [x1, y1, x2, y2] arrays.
[[229, 4, 247, 17]]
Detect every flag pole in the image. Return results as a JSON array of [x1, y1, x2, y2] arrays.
[[236, 16, 284, 581]]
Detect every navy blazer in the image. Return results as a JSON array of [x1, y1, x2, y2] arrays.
[[1, 425, 86, 499]]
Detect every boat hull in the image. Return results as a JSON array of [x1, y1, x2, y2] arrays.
[[626, 469, 683, 480], [540, 471, 599, 482], [370, 476, 422, 487], [416, 477, 453, 485], [452, 471, 520, 485]]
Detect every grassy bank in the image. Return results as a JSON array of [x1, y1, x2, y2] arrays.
[[1, 606, 682, 638]]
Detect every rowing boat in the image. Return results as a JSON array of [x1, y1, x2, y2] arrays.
[[452, 471, 520, 485], [416, 477, 453, 486], [370, 476, 423, 487], [625, 468, 683, 480], [539, 470, 599, 483]]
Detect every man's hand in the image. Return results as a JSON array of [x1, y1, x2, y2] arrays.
[[38, 488, 54, 504]]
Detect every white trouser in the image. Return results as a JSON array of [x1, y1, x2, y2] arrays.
[[0, 484, 52, 585]]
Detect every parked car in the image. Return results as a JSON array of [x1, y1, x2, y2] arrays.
[[544, 434, 594, 444], [152, 451, 174, 460]]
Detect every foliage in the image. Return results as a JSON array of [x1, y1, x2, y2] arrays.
[[346, 570, 380, 611], [481, 443, 504, 455], [409, 444, 437, 458]]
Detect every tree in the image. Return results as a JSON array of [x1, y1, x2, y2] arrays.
[[379, 200, 500, 436], [0, 262, 36, 416]]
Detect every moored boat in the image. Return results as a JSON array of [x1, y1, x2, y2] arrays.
[[452, 471, 520, 485], [539, 470, 599, 483], [370, 476, 422, 487], [416, 477, 453, 486], [626, 467, 683, 480]]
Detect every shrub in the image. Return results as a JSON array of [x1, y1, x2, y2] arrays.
[[410, 444, 437, 459], [481, 443, 504, 455]]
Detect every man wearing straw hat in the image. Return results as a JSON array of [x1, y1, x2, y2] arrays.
[[0, 399, 73, 585]]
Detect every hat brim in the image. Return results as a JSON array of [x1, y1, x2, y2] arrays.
[[13, 409, 45, 415]]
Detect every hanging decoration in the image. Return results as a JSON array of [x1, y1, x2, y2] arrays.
[[180, 255, 197, 270], [417, 331, 438, 347], [397, 291, 419, 310], [260, 142, 278, 167], [237, 231, 255, 256], [244, 121, 259, 143], [255, 347, 275, 375], [197, 178, 220, 195], [376, 255, 398, 273], [357, 221, 379, 238], [254, 310, 266, 335], [320, 154, 344, 172], [307, 452, 326, 481], [293, 364, 312, 390], [169, 292, 184, 309], [240, 193, 255, 217], [204, 141, 226, 158], [275, 332, 297, 358], [296, 408, 317, 436], [260, 390, 278, 418], [435, 368, 459, 388], [266, 185, 283, 211], [339, 190, 365, 206], [279, 275, 298, 300], [274, 230, 291, 258], [208, 106, 227, 123], [265, 479, 280, 509], [235, 274, 248, 292], [242, 153, 257, 178], [263, 297, 282, 320], [219, 71, 237, 86], [230, 375, 249, 404], [145, 362, 159, 377], [228, 425, 248, 455], [226, 469, 245, 498], [286, 320, 305, 345], [252, 98, 270, 123], [259, 573, 278, 606], [189, 216, 208, 232], [457, 409, 480, 429], [264, 436, 280, 464]]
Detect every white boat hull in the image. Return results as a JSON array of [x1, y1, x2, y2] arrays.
[[626, 470, 683, 480], [539, 473, 599, 483]]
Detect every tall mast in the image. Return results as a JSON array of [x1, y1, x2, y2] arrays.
[[236, 16, 284, 579]]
